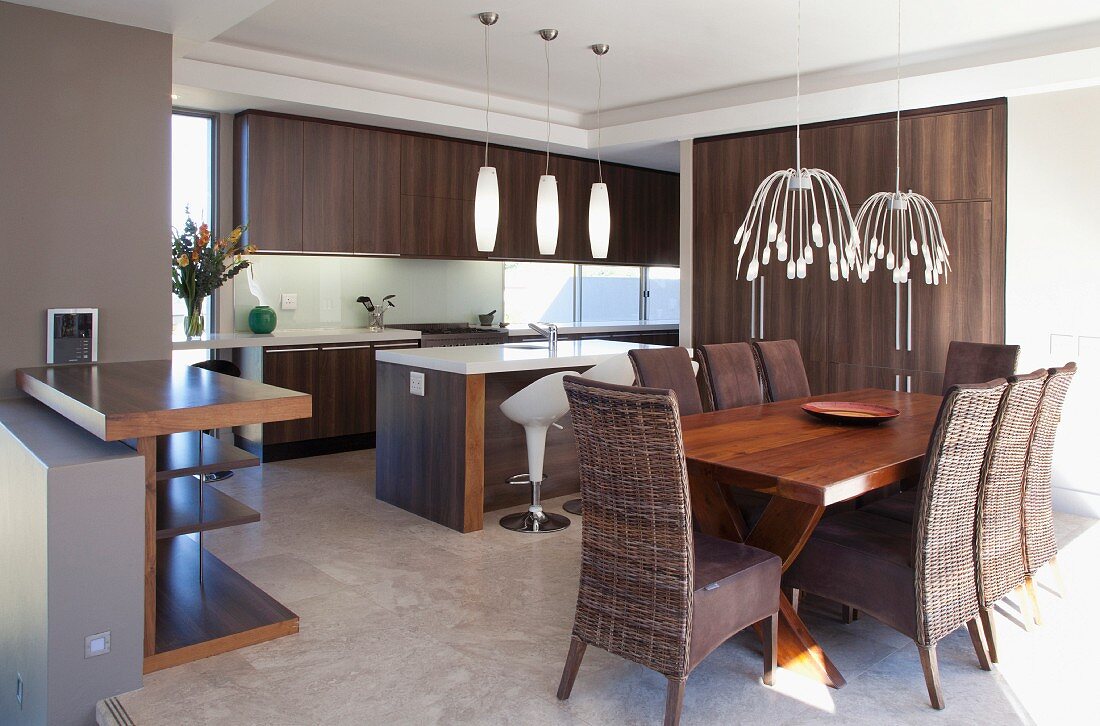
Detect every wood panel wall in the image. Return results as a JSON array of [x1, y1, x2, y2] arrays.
[[692, 99, 1007, 395]]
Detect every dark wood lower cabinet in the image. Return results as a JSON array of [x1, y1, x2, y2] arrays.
[[260, 346, 320, 444], [316, 344, 374, 439]]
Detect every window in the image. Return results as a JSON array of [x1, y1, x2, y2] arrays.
[[171, 111, 216, 339], [502, 262, 680, 324], [580, 265, 641, 322], [644, 267, 680, 321]]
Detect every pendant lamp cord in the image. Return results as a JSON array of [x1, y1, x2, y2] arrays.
[[483, 22, 491, 167], [795, 0, 801, 172], [895, 0, 902, 194], [544, 38, 551, 175], [596, 52, 603, 183]]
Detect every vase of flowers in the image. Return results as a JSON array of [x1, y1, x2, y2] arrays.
[[171, 211, 254, 338]]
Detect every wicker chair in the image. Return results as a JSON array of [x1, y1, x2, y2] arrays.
[[695, 342, 765, 411], [1022, 362, 1077, 624], [975, 370, 1048, 662], [627, 347, 704, 415], [557, 377, 780, 726], [752, 339, 811, 402], [784, 379, 1008, 709], [941, 341, 1020, 394]]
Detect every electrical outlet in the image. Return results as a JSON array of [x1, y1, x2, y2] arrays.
[[280, 293, 298, 311], [15, 673, 22, 710], [85, 631, 111, 658], [409, 371, 425, 397]]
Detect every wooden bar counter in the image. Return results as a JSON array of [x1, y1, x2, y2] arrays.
[[16, 360, 311, 673]]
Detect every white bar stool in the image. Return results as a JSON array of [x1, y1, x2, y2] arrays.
[[499, 370, 580, 533], [562, 354, 636, 515]]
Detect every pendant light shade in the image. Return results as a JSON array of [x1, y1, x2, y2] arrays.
[[853, 0, 950, 286], [537, 175, 559, 255], [588, 182, 610, 259], [536, 28, 559, 255], [475, 166, 499, 252], [588, 43, 611, 259], [473, 11, 499, 252], [733, 0, 863, 284]]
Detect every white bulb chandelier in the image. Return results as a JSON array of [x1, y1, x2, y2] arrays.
[[853, 0, 950, 286], [588, 43, 611, 259], [536, 28, 560, 255], [734, 0, 864, 284], [473, 11, 500, 253]]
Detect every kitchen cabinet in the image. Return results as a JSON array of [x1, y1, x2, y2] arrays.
[[353, 128, 402, 254], [236, 114, 303, 252], [260, 346, 319, 443], [303, 121, 355, 253], [692, 99, 1006, 397], [316, 344, 374, 438]]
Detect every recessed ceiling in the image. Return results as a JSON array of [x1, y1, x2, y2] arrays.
[[213, 0, 1100, 114]]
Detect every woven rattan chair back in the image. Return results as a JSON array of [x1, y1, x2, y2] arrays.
[[976, 371, 1047, 608], [563, 375, 694, 679], [912, 379, 1007, 647], [1023, 363, 1077, 575]]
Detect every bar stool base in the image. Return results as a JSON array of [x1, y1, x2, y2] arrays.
[[563, 498, 583, 515], [499, 511, 570, 533]]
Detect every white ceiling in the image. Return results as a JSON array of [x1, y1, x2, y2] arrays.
[[14, 0, 1100, 170]]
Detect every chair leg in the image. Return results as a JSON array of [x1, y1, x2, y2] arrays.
[[789, 588, 800, 613], [979, 606, 999, 664], [1013, 583, 1034, 631], [664, 677, 686, 726], [842, 605, 859, 624], [917, 644, 945, 710], [965, 618, 992, 671], [762, 613, 778, 686], [1049, 556, 1067, 598], [556, 637, 587, 700], [1025, 576, 1043, 626]]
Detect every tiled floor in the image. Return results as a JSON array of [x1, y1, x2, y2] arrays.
[[112, 450, 1098, 725]]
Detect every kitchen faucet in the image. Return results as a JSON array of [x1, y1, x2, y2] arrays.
[[528, 322, 558, 351]]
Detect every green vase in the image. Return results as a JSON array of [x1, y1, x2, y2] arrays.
[[248, 305, 277, 334]]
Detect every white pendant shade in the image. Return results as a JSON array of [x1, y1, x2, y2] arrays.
[[474, 166, 499, 252], [536, 174, 559, 255], [588, 182, 610, 259]]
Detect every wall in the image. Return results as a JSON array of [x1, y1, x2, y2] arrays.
[[234, 255, 505, 329], [0, 2, 171, 398], [1007, 87, 1100, 517]]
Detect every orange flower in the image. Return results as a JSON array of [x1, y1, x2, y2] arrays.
[[228, 227, 243, 243], [177, 254, 189, 267], [198, 223, 211, 248], [191, 249, 199, 263]]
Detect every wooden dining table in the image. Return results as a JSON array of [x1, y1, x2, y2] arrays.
[[681, 387, 943, 688]]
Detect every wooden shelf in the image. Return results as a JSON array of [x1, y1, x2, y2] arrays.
[[156, 477, 260, 540], [145, 536, 298, 673], [156, 431, 259, 480]]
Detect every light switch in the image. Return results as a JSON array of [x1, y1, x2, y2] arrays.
[[281, 293, 299, 310], [85, 631, 110, 658], [409, 371, 425, 396]]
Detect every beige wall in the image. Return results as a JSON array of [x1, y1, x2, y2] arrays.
[[0, 2, 172, 397]]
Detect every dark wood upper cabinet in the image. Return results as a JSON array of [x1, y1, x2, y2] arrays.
[[302, 121, 354, 253], [400, 194, 474, 257], [401, 134, 481, 201], [353, 128, 402, 255], [906, 108, 994, 202], [236, 114, 304, 252], [494, 147, 541, 260], [556, 155, 599, 263]]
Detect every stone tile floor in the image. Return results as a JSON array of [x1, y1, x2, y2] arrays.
[[111, 450, 1098, 725]]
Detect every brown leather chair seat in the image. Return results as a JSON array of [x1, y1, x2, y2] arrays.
[[784, 511, 917, 638], [690, 533, 781, 668], [861, 488, 917, 524]]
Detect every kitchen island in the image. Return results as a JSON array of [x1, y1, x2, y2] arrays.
[[375, 339, 665, 532]]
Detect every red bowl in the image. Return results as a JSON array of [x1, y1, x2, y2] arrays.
[[802, 401, 901, 426]]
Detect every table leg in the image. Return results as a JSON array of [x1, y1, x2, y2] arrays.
[[686, 467, 750, 542], [136, 436, 157, 657]]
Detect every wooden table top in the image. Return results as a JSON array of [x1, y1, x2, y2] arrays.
[[681, 388, 942, 506], [17, 360, 312, 441]]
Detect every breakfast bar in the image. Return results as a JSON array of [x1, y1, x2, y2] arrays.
[[374, 339, 663, 532]]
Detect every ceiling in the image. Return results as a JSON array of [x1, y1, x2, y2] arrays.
[[13, 0, 1100, 170]]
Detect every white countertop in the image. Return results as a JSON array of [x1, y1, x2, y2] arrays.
[[375, 338, 670, 375], [491, 320, 679, 337], [172, 328, 421, 350]]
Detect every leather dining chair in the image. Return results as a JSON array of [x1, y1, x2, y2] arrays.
[[627, 347, 704, 416], [1021, 362, 1077, 624], [941, 341, 1020, 394], [558, 376, 780, 726], [784, 379, 1008, 709], [752, 339, 811, 402], [974, 369, 1047, 661], [695, 342, 765, 411]]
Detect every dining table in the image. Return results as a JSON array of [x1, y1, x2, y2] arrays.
[[681, 387, 943, 689]]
